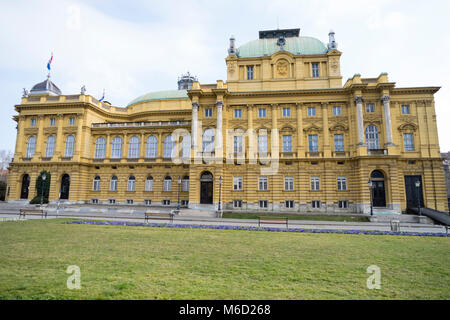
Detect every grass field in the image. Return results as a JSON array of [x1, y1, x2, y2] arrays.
[[0, 219, 448, 300], [222, 212, 370, 222]]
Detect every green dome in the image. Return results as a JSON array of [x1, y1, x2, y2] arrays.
[[127, 90, 188, 107], [237, 36, 328, 58]]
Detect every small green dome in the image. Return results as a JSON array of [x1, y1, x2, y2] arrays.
[[127, 90, 188, 107], [237, 36, 328, 58]]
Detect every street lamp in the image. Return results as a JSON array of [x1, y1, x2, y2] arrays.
[[218, 176, 223, 214], [40, 173, 47, 207], [177, 176, 181, 210], [415, 180, 422, 216], [368, 180, 373, 216]]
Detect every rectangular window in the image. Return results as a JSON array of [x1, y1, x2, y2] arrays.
[[258, 176, 268, 191], [282, 135, 292, 152], [145, 199, 152, 206], [308, 135, 319, 152], [401, 105, 410, 114], [285, 200, 294, 208], [128, 179, 135, 192], [31, 118, 36, 126], [91, 199, 99, 204], [163, 199, 171, 206], [366, 104, 375, 113], [282, 107, 291, 117], [311, 176, 320, 191], [205, 108, 212, 117], [182, 179, 189, 192], [93, 179, 100, 191], [234, 109, 242, 118], [69, 117, 75, 126], [181, 200, 189, 207], [109, 199, 116, 204], [312, 63, 319, 77], [233, 200, 242, 208], [284, 176, 294, 191], [247, 66, 254, 80], [403, 133, 414, 151], [338, 200, 348, 209], [163, 179, 172, 192], [258, 135, 268, 154], [258, 108, 266, 118], [307, 107, 316, 116], [258, 200, 268, 208], [337, 176, 347, 191], [126, 199, 134, 205], [333, 106, 341, 116], [145, 179, 153, 191], [233, 176, 242, 190], [50, 118, 56, 126], [234, 136, 243, 153], [334, 134, 344, 152], [312, 200, 321, 208]]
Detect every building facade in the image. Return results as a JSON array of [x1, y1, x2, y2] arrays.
[[6, 28, 449, 214]]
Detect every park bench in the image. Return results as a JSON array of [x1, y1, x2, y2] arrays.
[[258, 216, 288, 228], [19, 208, 47, 219], [144, 211, 174, 224]]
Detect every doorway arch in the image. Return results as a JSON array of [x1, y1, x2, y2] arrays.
[[20, 174, 30, 199], [60, 174, 70, 200], [200, 171, 213, 204], [370, 170, 386, 207]]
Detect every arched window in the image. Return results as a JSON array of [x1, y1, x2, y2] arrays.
[[163, 176, 172, 191], [182, 175, 189, 192], [45, 136, 55, 157], [26, 136, 36, 158], [182, 135, 191, 159], [127, 176, 135, 191], [94, 137, 106, 159], [64, 135, 75, 157], [110, 176, 118, 191], [128, 136, 140, 159], [366, 125, 379, 150], [146, 136, 157, 159], [93, 176, 101, 191], [163, 135, 175, 158], [111, 136, 123, 159], [145, 176, 154, 191], [258, 134, 268, 154], [203, 129, 215, 153], [371, 170, 384, 179]]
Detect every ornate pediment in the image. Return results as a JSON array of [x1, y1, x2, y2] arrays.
[[329, 123, 348, 132], [398, 123, 417, 132], [363, 114, 382, 124], [303, 124, 322, 133]]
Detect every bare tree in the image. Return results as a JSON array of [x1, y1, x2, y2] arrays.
[[0, 150, 13, 171]]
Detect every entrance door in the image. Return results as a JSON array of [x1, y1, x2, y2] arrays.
[[404, 176, 424, 210], [372, 180, 386, 207], [370, 170, 386, 207], [20, 174, 30, 199], [200, 172, 213, 204], [60, 174, 70, 200]]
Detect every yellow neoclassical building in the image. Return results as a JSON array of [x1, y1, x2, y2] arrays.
[[6, 28, 449, 214]]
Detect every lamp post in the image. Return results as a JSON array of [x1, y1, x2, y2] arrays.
[[415, 180, 421, 216], [177, 176, 181, 210], [368, 180, 373, 216], [40, 173, 47, 207], [218, 176, 223, 214]]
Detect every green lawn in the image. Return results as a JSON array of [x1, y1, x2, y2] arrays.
[[222, 212, 370, 222], [0, 219, 448, 299]]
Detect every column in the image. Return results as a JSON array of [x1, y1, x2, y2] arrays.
[[139, 132, 145, 159], [247, 104, 255, 161], [74, 115, 83, 160], [354, 96, 365, 146], [271, 104, 279, 157], [381, 95, 394, 146], [215, 101, 223, 160], [296, 103, 304, 157], [191, 102, 199, 151], [35, 115, 44, 158], [14, 116, 25, 158], [55, 114, 64, 158], [105, 134, 111, 161], [321, 102, 330, 157]]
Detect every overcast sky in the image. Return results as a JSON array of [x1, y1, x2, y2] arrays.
[[0, 0, 449, 153]]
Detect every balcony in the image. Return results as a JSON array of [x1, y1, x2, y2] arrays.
[[367, 149, 388, 156], [91, 120, 190, 129]]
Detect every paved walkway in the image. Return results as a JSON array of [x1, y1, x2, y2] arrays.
[[1, 202, 447, 234]]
